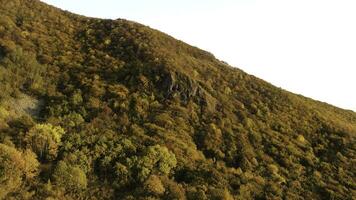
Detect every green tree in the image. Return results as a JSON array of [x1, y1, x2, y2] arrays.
[[70, 90, 83, 105], [137, 145, 177, 181], [52, 161, 87, 192], [61, 112, 85, 128]]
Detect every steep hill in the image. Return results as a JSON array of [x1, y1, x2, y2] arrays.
[[0, 0, 355, 199]]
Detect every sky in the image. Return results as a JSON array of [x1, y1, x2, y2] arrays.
[[42, 0, 356, 111]]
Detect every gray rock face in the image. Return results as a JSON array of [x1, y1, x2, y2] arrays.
[[160, 71, 200, 102], [159, 70, 217, 113]]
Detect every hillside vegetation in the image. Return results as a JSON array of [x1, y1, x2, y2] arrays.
[[0, 0, 355, 199]]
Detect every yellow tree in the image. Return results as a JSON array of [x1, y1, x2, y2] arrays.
[[0, 144, 39, 199], [24, 123, 65, 161]]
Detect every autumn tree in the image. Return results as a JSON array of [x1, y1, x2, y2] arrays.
[[143, 175, 165, 196], [24, 123, 65, 161], [0, 144, 39, 199]]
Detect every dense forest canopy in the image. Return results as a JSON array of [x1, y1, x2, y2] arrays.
[[0, 0, 355, 199]]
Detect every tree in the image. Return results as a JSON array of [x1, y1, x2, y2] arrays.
[[61, 112, 85, 128], [0, 144, 39, 199], [70, 90, 83, 105], [199, 123, 225, 159], [0, 144, 23, 199], [143, 175, 165, 196], [209, 188, 234, 200], [22, 149, 40, 179], [24, 123, 65, 161], [137, 145, 177, 181], [52, 161, 87, 192]]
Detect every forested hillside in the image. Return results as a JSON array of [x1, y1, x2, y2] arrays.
[[0, 0, 355, 199]]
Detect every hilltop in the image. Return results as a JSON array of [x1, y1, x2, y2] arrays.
[[0, 0, 355, 199]]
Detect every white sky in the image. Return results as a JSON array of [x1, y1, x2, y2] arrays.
[[41, 0, 356, 111]]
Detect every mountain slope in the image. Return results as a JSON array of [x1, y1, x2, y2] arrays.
[[0, 0, 355, 199]]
